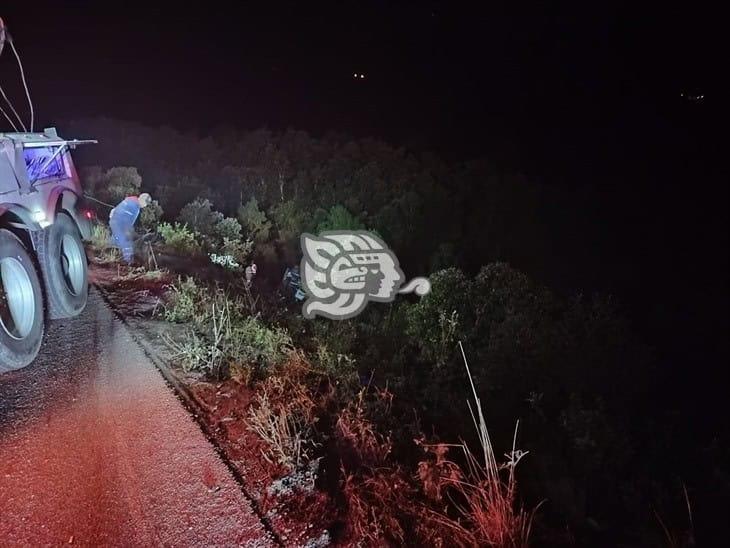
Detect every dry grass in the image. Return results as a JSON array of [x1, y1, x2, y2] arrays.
[[246, 374, 320, 472], [163, 298, 230, 375], [331, 343, 541, 546], [418, 341, 540, 547], [336, 389, 393, 466], [88, 223, 121, 263], [336, 390, 407, 544], [341, 465, 414, 544], [653, 484, 695, 548], [335, 389, 474, 546]]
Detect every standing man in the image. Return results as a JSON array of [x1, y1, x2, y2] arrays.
[[109, 193, 152, 264], [244, 262, 257, 289]]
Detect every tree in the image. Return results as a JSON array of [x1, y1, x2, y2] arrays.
[[80, 166, 142, 206], [237, 197, 271, 242], [104, 166, 142, 204], [270, 200, 312, 242], [405, 267, 473, 368], [177, 198, 223, 239], [139, 199, 164, 231], [214, 217, 242, 242], [314, 204, 365, 233]]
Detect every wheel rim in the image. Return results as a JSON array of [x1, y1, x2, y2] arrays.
[[0, 257, 36, 340], [60, 233, 85, 296]]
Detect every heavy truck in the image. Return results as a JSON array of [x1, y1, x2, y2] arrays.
[[1, 16, 97, 372], [0, 129, 96, 372]]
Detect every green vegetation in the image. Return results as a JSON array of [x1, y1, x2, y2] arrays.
[[163, 276, 203, 323], [89, 222, 111, 248], [238, 197, 271, 242], [88, 223, 120, 262], [139, 199, 163, 231], [163, 279, 292, 380], [77, 119, 703, 546], [156, 222, 201, 255]]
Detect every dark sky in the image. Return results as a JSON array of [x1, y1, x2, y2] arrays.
[[2, 3, 717, 163], [2, 3, 725, 383]]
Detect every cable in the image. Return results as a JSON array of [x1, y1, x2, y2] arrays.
[[8, 36, 34, 132], [0, 84, 27, 131], [0, 17, 6, 57], [1, 104, 20, 131], [0, 18, 25, 131], [83, 193, 116, 209]]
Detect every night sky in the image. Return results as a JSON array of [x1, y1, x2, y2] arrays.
[[2, 3, 725, 403], [3, 4, 716, 157]]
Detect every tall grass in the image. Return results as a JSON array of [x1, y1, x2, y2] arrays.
[[246, 377, 318, 471], [435, 342, 540, 547], [653, 484, 695, 548], [89, 222, 120, 263], [163, 287, 293, 378], [163, 299, 230, 376], [157, 222, 201, 255]]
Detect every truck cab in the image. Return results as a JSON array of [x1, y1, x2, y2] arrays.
[[0, 127, 95, 372]]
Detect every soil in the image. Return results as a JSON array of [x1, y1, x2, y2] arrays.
[[90, 261, 335, 546]]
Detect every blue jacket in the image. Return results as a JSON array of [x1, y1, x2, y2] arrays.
[[110, 196, 141, 228]]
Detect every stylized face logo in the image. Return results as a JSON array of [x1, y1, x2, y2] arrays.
[[329, 251, 402, 299], [301, 231, 419, 320]]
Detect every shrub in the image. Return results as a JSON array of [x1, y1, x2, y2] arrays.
[[164, 297, 234, 377], [247, 375, 319, 471], [163, 276, 203, 322], [314, 204, 364, 233], [314, 343, 357, 378], [238, 197, 271, 242], [227, 316, 292, 372], [103, 166, 143, 203], [164, 286, 292, 376], [220, 237, 253, 265], [157, 222, 201, 255], [139, 199, 163, 231], [165, 331, 218, 374], [214, 216, 242, 242], [406, 267, 472, 367], [270, 199, 312, 241], [90, 222, 111, 248], [178, 198, 223, 238]]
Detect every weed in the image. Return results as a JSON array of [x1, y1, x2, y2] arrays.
[[88, 223, 120, 263], [163, 276, 203, 323], [416, 342, 540, 547], [90, 222, 111, 247], [227, 316, 292, 373], [157, 222, 201, 255], [163, 299, 232, 376], [247, 375, 320, 471], [653, 484, 695, 548]]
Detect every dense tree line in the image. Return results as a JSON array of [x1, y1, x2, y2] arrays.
[[70, 117, 722, 543], [69, 118, 547, 280]]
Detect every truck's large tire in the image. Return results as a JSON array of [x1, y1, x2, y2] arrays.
[[36, 212, 89, 319], [0, 229, 44, 372]]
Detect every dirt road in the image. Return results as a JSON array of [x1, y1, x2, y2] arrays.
[[0, 290, 272, 546]]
